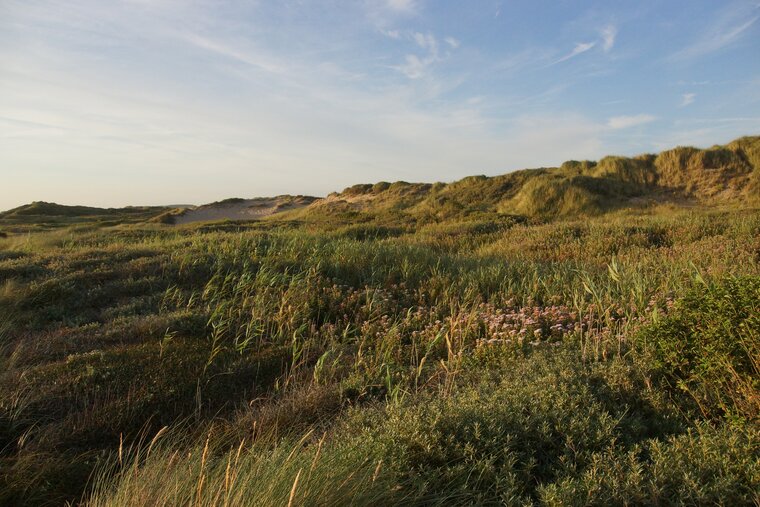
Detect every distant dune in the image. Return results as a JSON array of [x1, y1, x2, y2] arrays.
[[170, 195, 320, 225], [2, 135, 759, 228]]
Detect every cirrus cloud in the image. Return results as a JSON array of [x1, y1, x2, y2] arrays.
[[607, 114, 656, 129], [681, 93, 697, 106]]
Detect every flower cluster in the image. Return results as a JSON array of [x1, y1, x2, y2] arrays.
[[474, 302, 581, 347]]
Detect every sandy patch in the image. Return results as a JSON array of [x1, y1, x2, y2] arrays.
[[173, 196, 319, 225]]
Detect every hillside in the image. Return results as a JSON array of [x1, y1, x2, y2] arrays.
[[3, 136, 758, 231], [0, 202, 170, 231], [278, 135, 760, 225]]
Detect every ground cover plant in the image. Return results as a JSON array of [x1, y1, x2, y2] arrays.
[[1, 138, 759, 505]]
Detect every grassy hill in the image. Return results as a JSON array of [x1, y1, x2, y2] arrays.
[[0, 202, 170, 232], [276, 135, 760, 225], [4, 136, 758, 232]]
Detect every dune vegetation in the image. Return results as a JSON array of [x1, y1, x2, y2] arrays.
[[276, 135, 760, 225], [0, 137, 759, 506]]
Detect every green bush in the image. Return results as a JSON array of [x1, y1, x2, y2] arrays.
[[539, 423, 760, 506], [90, 347, 760, 506], [352, 348, 685, 504], [638, 276, 760, 421]]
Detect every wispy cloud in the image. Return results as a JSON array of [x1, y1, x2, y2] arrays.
[[607, 114, 656, 129], [393, 31, 460, 79], [492, 48, 553, 74], [444, 37, 460, 49], [554, 41, 596, 64], [381, 29, 401, 39], [386, 0, 417, 13], [680, 93, 696, 106], [552, 24, 615, 65], [676, 116, 760, 124], [413, 32, 438, 52], [396, 54, 432, 79], [601, 25, 617, 52], [669, 3, 760, 60], [181, 34, 286, 75]]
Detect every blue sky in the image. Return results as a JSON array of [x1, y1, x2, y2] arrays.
[[1, 0, 759, 209]]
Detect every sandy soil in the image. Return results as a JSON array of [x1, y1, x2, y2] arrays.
[[173, 196, 319, 225]]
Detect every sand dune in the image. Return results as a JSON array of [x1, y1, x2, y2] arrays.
[[172, 195, 319, 225]]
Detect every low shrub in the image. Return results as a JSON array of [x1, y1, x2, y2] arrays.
[[637, 276, 760, 421]]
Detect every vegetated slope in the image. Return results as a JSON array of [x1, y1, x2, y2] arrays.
[[4, 136, 757, 230], [0, 202, 170, 231], [278, 135, 760, 225]]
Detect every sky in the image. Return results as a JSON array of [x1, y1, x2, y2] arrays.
[[1, 0, 759, 210]]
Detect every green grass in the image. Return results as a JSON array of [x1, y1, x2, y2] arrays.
[[0, 207, 758, 505], [1, 137, 759, 505], [0, 202, 170, 234]]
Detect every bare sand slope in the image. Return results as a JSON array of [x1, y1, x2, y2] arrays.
[[173, 196, 319, 225]]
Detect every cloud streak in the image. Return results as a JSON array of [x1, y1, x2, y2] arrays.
[[681, 93, 696, 106], [182, 34, 287, 75], [391, 31, 460, 79], [607, 114, 656, 129], [551, 24, 616, 65], [444, 37, 460, 49], [386, 0, 417, 13], [669, 3, 759, 60], [601, 25, 617, 52], [554, 41, 596, 64]]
